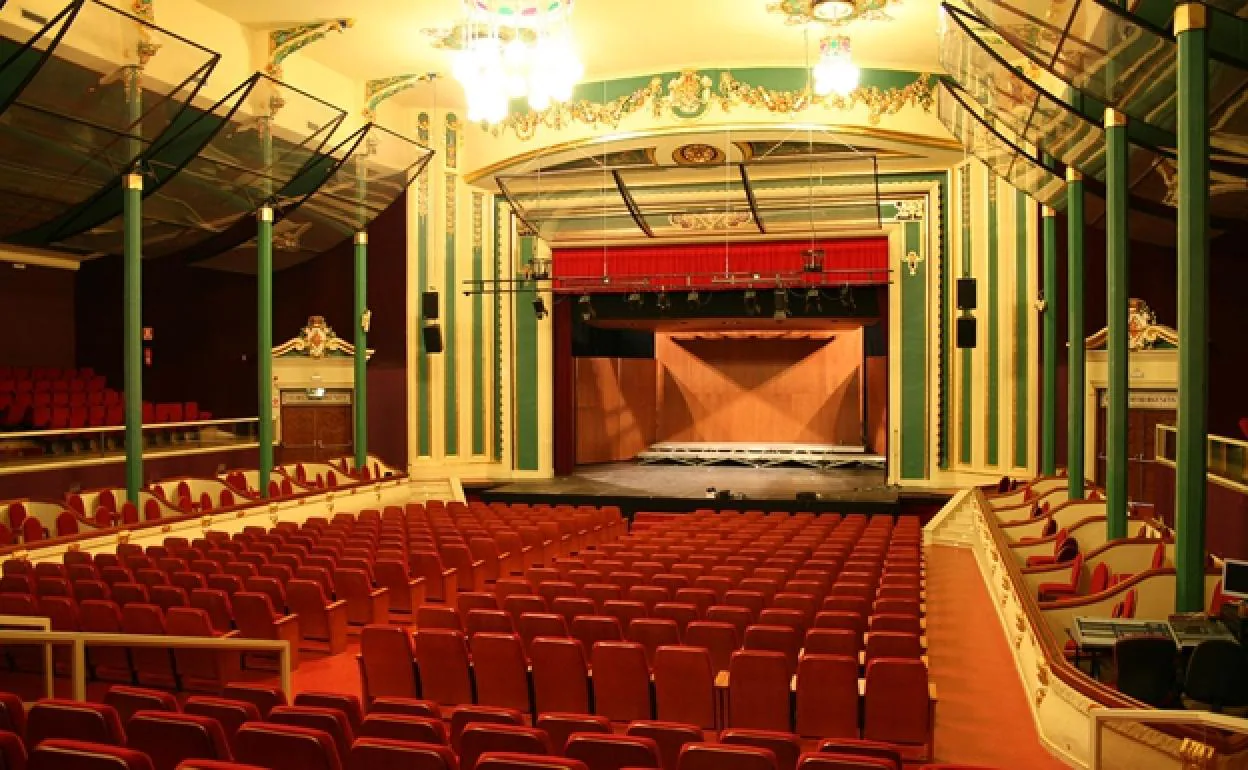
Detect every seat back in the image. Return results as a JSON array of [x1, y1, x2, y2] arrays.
[[449, 706, 526, 753], [357, 713, 448, 745], [677, 743, 778, 770], [233, 722, 341, 770], [125, 711, 231, 770], [569, 615, 623, 653], [471, 633, 533, 713], [565, 733, 661, 770], [652, 646, 716, 729], [348, 738, 458, 770], [268, 706, 354, 766], [1113, 636, 1179, 707], [474, 754, 587, 770], [795, 655, 858, 739], [531, 637, 591, 715], [590, 641, 652, 722], [459, 724, 552, 770], [626, 722, 702, 770], [533, 714, 609, 754], [721, 730, 802, 770], [360, 625, 420, 701], [861, 658, 930, 748], [103, 686, 177, 727], [27, 740, 154, 770], [26, 701, 125, 747], [1184, 639, 1248, 710], [628, 619, 681, 667], [221, 684, 287, 718], [292, 693, 364, 732], [415, 629, 475, 706], [728, 650, 792, 732], [183, 697, 261, 753]]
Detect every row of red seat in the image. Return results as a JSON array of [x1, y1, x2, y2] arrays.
[[0, 683, 980, 770], [0, 397, 208, 431]]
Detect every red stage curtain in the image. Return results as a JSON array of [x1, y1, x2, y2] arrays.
[[552, 238, 888, 291]]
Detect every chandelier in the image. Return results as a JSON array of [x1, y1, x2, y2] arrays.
[[449, 0, 585, 123], [812, 35, 860, 97]]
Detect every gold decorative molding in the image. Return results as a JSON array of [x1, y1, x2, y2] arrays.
[[766, 0, 902, 26], [489, 70, 936, 140], [266, 19, 354, 81]]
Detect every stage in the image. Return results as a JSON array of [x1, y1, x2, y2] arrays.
[[477, 460, 945, 516]]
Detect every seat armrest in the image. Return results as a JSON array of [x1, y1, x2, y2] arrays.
[[326, 599, 348, 611], [274, 613, 299, 627], [442, 568, 458, 578], [929, 682, 939, 702], [369, 587, 389, 599]]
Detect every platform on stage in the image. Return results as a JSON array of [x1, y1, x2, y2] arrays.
[[635, 441, 885, 470]]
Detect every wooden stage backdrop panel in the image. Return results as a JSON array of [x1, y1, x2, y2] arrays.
[[655, 330, 863, 446], [575, 357, 657, 464]]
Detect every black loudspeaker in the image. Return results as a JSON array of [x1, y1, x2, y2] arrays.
[[422, 291, 440, 320], [422, 324, 443, 354], [956, 317, 977, 349], [956, 278, 977, 310]]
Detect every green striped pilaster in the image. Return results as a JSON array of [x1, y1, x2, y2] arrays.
[[494, 199, 506, 461], [471, 193, 485, 455], [900, 218, 927, 479], [986, 176, 1000, 466], [444, 172, 459, 456], [1041, 207, 1058, 476], [1013, 190, 1030, 468], [939, 174, 951, 469], [1067, 168, 1086, 498], [959, 166, 972, 465], [416, 114, 431, 457], [1105, 108, 1130, 539], [515, 235, 540, 471]]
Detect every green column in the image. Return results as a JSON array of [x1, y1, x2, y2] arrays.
[[1066, 169, 1086, 498], [1105, 108, 1130, 539], [257, 206, 274, 498], [354, 231, 368, 469], [1041, 206, 1059, 476], [1175, 2, 1209, 613], [123, 173, 143, 504]]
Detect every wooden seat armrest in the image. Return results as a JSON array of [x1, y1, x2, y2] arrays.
[[442, 568, 458, 578], [929, 682, 938, 702], [221, 630, 241, 639], [369, 587, 389, 599], [275, 613, 299, 627], [326, 599, 348, 611], [857, 677, 866, 697], [714, 670, 730, 688]]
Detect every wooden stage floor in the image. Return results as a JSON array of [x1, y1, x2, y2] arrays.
[[481, 462, 899, 514]]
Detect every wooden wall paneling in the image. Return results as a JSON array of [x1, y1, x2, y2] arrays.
[[865, 356, 889, 454]]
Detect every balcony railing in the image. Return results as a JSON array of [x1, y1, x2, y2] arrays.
[[0, 418, 260, 471]]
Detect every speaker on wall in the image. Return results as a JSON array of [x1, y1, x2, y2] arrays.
[[956, 278, 977, 310], [422, 324, 443, 354], [422, 291, 440, 320], [956, 317, 977, 349]]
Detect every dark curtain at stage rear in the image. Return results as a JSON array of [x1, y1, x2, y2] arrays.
[[553, 299, 577, 475]]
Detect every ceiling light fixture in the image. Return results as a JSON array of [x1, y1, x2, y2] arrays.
[[810, 0, 857, 22], [449, 0, 584, 123], [812, 35, 860, 97]]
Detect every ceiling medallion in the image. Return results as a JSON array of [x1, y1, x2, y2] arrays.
[[669, 211, 754, 231], [672, 143, 726, 165], [767, 0, 901, 26]]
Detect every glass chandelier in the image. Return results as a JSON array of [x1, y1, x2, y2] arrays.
[[812, 35, 860, 97], [450, 0, 585, 123]]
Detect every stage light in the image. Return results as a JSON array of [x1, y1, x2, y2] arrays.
[[744, 290, 760, 316], [627, 291, 644, 308], [839, 285, 856, 310], [578, 294, 595, 321], [773, 288, 789, 321], [656, 291, 671, 311], [532, 297, 548, 319], [687, 290, 700, 306], [805, 288, 823, 313], [801, 248, 825, 273]]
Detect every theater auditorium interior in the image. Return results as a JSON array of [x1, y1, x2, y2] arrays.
[[1, 0, 1247, 769]]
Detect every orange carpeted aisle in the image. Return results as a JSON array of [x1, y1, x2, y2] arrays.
[[925, 544, 1070, 769]]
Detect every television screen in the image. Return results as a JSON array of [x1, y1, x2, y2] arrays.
[[1224, 559, 1248, 599]]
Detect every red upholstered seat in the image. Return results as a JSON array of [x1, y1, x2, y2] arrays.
[[220, 684, 286, 719], [368, 698, 440, 720], [26, 700, 125, 747], [27, 740, 153, 770], [357, 714, 448, 745], [728, 650, 792, 732], [332, 568, 388, 628], [183, 698, 261, 753], [1037, 555, 1086, 602], [188, 589, 234, 634], [415, 629, 475, 707], [474, 754, 587, 770], [565, 733, 661, 770], [459, 724, 553, 770], [347, 738, 459, 770], [590, 641, 652, 722], [682, 621, 739, 674], [449, 707, 526, 754], [467, 610, 517, 637], [570, 616, 623, 653], [0, 729, 25, 770], [803, 629, 860, 658], [373, 560, 425, 614], [743, 625, 801, 677], [0, 693, 27, 739], [409, 551, 458, 603], [651, 603, 698, 635], [516, 613, 569, 655], [815, 738, 902, 770], [861, 658, 932, 761], [721, 731, 802, 770], [625, 722, 701, 770], [652, 646, 716, 730], [267, 706, 354, 766], [531, 637, 591, 715], [285, 579, 348, 654], [470, 633, 533, 713], [533, 714, 609, 754], [104, 686, 178, 727], [418, 606, 463, 632], [797, 753, 895, 770], [360, 625, 421, 702], [795, 655, 859, 739], [233, 722, 341, 770], [292, 693, 364, 732], [125, 711, 232, 770], [231, 592, 300, 668], [677, 743, 778, 770], [628, 619, 681, 668], [120, 603, 176, 688]]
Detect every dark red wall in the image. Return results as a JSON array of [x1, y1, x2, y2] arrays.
[[0, 446, 258, 501], [1, 262, 76, 369], [74, 193, 409, 469]]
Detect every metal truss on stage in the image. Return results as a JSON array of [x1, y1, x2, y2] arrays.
[[636, 442, 886, 470]]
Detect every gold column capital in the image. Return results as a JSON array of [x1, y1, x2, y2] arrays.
[[355, 232, 369, 246], [257, 206, 274, 223], [124, 173, 143, 191], [1066, 168, 1083, 183], [1104, 108, 1128, 127], [1042, 205, 1057, 218], [1175, 2, 1207, 33]]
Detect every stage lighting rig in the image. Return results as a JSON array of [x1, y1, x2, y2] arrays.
[[773, 288, 789, 321], [801, 248, 825, 273], [744, 290, 760, 316], [627, 291, 644, 308], [838, 284, 856, 310], [578, 294, 595, 322], [532, 297, 548, 319], [656, 291, 672, 311], [687, 290, 700, 306], [805, 288, 822, 313]]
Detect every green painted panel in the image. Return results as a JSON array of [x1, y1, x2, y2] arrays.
[[515, 236, 540, 471], [444, 178, 459, 456], [1014, 189, 1030, 468], [959, 167, 972, 465], [986, 178, 1000, 466], [939, 174, 951, 470], [494, 199, 506, 461], [900, 220, 927, 479], [417, 204, 431, 457], [471, 193, 485, 456]]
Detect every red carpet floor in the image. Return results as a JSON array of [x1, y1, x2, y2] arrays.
[[925, 544, 1070, 769]]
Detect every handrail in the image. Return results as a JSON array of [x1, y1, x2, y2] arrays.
[[0, 628, 292, 701], [1155, 423, 1248, 494], [1090, 709, 1248, 770], [0, 615, 53, 697], [0, 417, 260, 441]]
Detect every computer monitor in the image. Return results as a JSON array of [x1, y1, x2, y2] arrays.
[[1222, 558, 1248, 599]]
